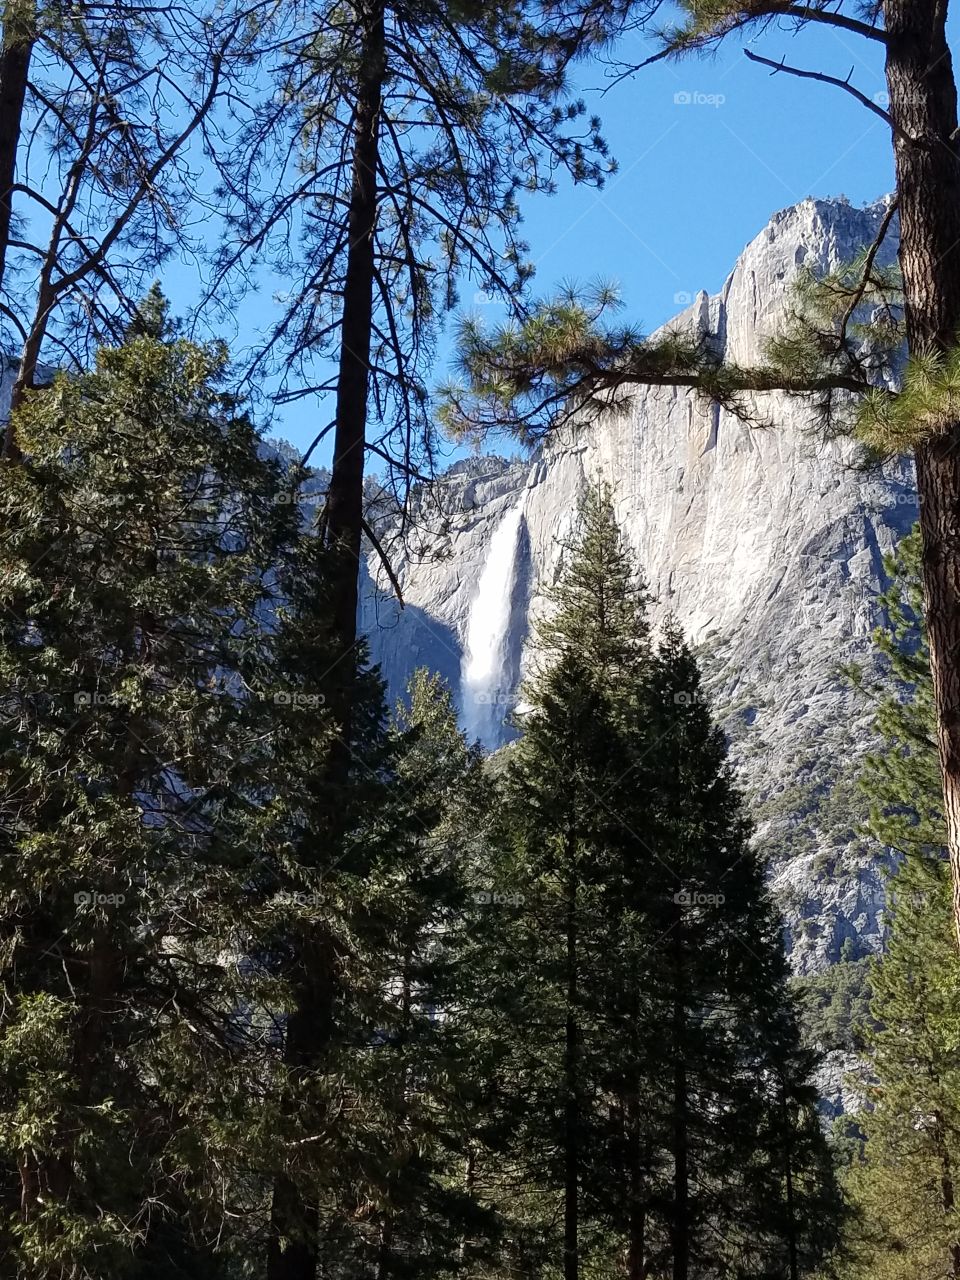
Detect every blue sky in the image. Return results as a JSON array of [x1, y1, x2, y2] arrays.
[[178, 11, 904, 464], [520, 20, 893, 329]]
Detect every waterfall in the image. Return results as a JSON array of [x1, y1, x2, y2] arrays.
[[460, 497, 525, 749]]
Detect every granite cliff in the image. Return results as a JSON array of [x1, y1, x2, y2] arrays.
[[362, 196, 916, 1017]]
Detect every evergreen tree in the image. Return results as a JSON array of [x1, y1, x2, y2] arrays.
[[315, 669, 504, 1280], [0, 310, 504, 1280], [496, 486, 840, 1280], [227, 11, 636, 1261], [499, 484, 651, 1280], [0, 318, 324, 1275], [837, 529, 960, 1280], [626, 621, 842, 1280]]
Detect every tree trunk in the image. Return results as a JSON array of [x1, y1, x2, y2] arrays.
[[670, 915, 688, 1280], [322, 0, 386, 659], [563, 851, 579, 1280], [882, 0, 960, 950], [266, 8, 385, 1276], [266, 933, 337, 1280], [0, 0, 35, 464], [0, 0, 34, 297]]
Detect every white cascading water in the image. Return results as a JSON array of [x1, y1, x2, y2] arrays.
[[460, 498, 525, 749]]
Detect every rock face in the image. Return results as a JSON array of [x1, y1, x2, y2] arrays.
[[362, 196, 915, 995]]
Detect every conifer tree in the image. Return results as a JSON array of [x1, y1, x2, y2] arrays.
[[498, 486, 840, 1280], [500, 483, 651, 1280], [0, 310, 326, 1276], [320, 669, 504, 1280], [224, 11, 642, 1262], [837, 529, 960, 1280], [0, 304, 502, 1280], [630, 620, 842, 1280]]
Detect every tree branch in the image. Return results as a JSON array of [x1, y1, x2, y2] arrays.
[[838, 196, 900, 342], [744, 50, 912, 142], [774, 3, 887, 42], [361, 516, 404, 608]]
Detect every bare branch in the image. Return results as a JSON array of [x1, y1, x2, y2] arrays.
[[838, 196, 900, 341], [743, 50, 910, 140], [361, 515, 404, 607]]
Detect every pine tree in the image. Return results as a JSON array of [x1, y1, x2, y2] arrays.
[[499, 483, 652, 1280], [0, 317, 327, 1275], [495, 486, 840, 1280], [0, 306, 513, 1279], [836, 529, 960, 1280], [625, 620, 842, 1280], [319, 669, 505, 1280], [232, 10, 633, 1259]]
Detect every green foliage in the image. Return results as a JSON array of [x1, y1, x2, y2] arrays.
[[0, 326, 502, 1280], [480, 488, 843, 1279], [0, 319, 850, 1278], [533, 480, 650, 691], [440, 277, 861, 445], [794, 959, 874, 1053], [857, 347, 960, 453], [830, 525, 960, 1280], [0, 326, 314, 1275]]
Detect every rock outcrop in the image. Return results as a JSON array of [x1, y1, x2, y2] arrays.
[[362, 196, 915, 997]]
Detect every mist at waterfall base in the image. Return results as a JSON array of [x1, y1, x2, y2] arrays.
[[459, 501, 525, 751]]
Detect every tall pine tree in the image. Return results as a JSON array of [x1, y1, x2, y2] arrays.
[[838, 529, 960, 1280], [497, 485, 841, 1280], [0, 309, 328, 1277]]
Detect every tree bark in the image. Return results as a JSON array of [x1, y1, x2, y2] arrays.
[[266, 932, 337, 1280], [563, 849, 579, 1280], [0, 0, 34, 298], [322, 0, 385, 659], [266, 8, 385, 1276], [882, 0, 960, 951]]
